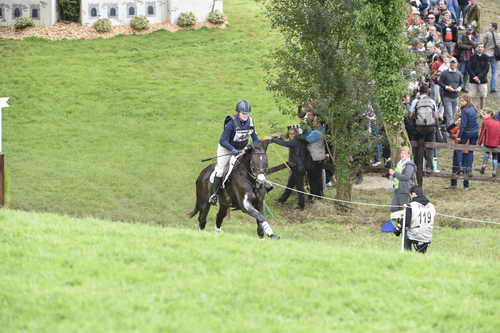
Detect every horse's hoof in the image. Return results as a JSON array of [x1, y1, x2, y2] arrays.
[[269, 234, 280, 240], [215, 227, 223, 233]]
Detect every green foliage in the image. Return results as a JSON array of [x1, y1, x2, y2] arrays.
[[94, 18, 113, 33], [58, 0, 80, 22], [130, 16, 150, 31], [1, 0, 498, 229], [2, 209, 500, 331], [356, 0, 412, 157], [14, 17, 34, 30], [264, 0, 374, 202], [208, 10, 226, 25], [177, 12, 197, 27]]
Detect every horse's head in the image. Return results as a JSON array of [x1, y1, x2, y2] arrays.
[[247, 142, 269, 180]]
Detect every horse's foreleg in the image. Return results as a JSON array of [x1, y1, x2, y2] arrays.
[[242, 194, 278, 239], [215, 205, 228, 232]]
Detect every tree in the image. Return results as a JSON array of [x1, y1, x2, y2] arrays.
[[357, 0, 413, 162], [263, 0, 374, 206]]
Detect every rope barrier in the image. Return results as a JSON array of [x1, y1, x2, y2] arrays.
[[268, 180, 399, 208], [266, 179, 500, 226], [435, 213, 500, 226]]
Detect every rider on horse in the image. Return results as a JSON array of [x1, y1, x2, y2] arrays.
[[209, 100, 260, 205]]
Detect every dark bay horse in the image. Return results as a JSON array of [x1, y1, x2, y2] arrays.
[[189, 141, 279, 239]]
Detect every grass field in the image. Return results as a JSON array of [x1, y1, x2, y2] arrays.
[[1, 1, 500, 331], [0, 0, 498, 231], [1, 209, 500, 332]]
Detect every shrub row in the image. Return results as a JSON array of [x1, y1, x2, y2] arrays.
[[93, 16, 150, 33], [15, 17, 34, 30]]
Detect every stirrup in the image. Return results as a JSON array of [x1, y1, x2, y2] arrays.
[[208, 193, 218, 205]]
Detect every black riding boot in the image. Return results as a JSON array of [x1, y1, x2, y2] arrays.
[[209, 176, 223, 205]]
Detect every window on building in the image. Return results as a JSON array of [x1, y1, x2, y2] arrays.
[[90, 7, 98, 17], [31, 8, 40, 19], [147, 5, 155, 16], [0, 7, 3, 19], [109, 7, 117, 18], [14, 7, 22, 18], [128, 6, 136, 16]]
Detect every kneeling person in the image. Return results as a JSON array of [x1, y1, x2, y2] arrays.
[[395, 186, 436, 254]]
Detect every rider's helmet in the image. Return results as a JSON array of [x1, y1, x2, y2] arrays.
[[235, 100, 252, 114]]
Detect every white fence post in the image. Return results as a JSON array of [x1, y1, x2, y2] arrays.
[[0, 97, 10, 207], [0, 98, 10, 153]]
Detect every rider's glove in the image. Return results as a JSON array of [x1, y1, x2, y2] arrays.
[[231, 149, 241, 156]]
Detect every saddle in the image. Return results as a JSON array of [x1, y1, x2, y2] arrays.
[[209, 153, 243, 188]]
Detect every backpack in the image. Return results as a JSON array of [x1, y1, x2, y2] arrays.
[[414, 96, 436, 126]]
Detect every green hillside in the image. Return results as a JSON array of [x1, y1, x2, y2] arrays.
[[1, 0, 499, 229], [1, 209, 499, 332], [0, 0, 293, 225]]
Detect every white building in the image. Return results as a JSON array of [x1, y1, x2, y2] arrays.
[[0, 0, 223, 27], [81, 0, 223, 26], [0, 1, 58, 26]]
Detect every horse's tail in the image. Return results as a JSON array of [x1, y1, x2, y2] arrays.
[[187, 205, 199, 218]]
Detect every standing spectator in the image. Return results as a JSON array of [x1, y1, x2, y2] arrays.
[[446, 114, 466, 189], [463, 0, 481, 33], [479, 110, 493, 174], [388, 147, 417, 213], [272, 127, 308, 210], [482, 23, 500, 93], [478, 109, 500, 177], [457, 0, 469, 25], [302, 115, 326, 199], [437, 11, 458, 55], [430, 50, 444, 103], [409, 86, 440, 177], [426, 13, 438, 28], [438, 57, 463, 127], [458, 96, 479, 189], [442, 0, 460, 23], [457, 25, 480, 91], [468, 43, 490, 110], [394, 186, 436, 254]]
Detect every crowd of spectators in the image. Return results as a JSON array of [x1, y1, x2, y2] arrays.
[[403, 0, 500, 188], [269, 0, 499, 207]]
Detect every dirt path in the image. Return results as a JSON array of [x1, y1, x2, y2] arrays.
[[353, 175, 393, 191]]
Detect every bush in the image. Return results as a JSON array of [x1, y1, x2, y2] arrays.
[[94, 19, 112, 33], [58, 0, 80, 22], [208, 11, 226, 25], [130, 16, 149, 31], [15, 17, 34, 30], [177, 12, 196, 27]]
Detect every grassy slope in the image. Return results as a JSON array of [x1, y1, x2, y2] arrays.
[[0, 0, 498, 229], [1, 209, 500, 332], [0, 0, 291, 224]]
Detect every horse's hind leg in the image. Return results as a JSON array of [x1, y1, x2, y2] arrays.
[[198, 203, 210, 230], [215, 205, 228, 232]]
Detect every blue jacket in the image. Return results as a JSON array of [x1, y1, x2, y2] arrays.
[[219, 115, 260, 151], [459, 105, 479, 138]]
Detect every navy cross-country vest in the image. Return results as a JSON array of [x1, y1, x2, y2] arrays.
[[224, 114, 255, 150]]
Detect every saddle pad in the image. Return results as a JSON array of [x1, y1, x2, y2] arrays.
[[209, 155, 240, 188]]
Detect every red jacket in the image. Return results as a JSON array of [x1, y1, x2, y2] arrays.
[[478, 117, 500, 148]]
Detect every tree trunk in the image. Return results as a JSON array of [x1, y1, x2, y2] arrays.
[[332, 117, 353, 213], [382, 119, 410, 165]]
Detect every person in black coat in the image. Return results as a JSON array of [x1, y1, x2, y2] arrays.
[[468, 43, 490, 109], [271, 126, 310, 210]]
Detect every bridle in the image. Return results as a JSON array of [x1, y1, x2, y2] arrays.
[[248, 151, 269, 181]]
